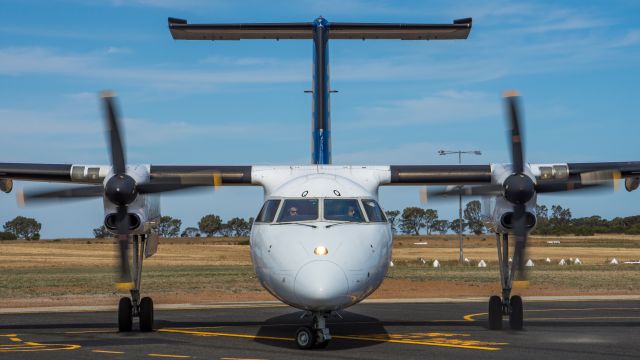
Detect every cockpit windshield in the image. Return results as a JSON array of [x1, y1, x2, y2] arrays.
[[361, 199, 387, 222], [324, 199, 365, 222], [277, 199, 319, 222]]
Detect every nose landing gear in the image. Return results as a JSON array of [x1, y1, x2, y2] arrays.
[[295, 312, 331, 349]]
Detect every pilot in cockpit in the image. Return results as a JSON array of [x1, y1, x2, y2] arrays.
[[346, 206, 361, 221]]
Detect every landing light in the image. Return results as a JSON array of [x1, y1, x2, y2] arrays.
[[314, 246, 328, 256]]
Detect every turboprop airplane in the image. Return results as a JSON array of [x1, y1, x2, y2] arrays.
[[1, 16, 639, 349]]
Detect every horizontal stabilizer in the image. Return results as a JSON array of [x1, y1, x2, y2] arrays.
[[168, 17, 472, 41], [329, 18, 472, 40]]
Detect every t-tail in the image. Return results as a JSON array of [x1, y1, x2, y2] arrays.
[[168, 16, 473, 165]]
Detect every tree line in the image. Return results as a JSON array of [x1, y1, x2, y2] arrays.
[[93, 215, 255, 238], [4, 202, 640, 240], [386, 202, 640, 236], [385, 200, 486, 235], [534, 204, 640, 235]]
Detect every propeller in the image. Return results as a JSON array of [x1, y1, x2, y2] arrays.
[[18, 91, 221, 289], [424, 91, 620, 283]]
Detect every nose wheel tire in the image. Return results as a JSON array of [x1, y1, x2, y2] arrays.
[[118, 297, 133, 332], [509, 295, 524, 330], [139, 297, 154, 332], [488, 295, 503, 330], [295, 327, 316, 349]]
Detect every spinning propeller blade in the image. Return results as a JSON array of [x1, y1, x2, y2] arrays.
[[17, 185, 104, 206], [102, 91, 126, 176], [18, 91, 225, 289]]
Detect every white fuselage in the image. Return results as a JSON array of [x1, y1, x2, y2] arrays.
[[249, 167, 393, 311]]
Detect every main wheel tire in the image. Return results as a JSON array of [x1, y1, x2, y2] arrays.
[[509, 295, 524, 330], [315, 339, 330, 349], [118, 297, 133, 332], [488, 295, 503, 330], [139, 297, 154, 332], [295, 327, 316, 350]]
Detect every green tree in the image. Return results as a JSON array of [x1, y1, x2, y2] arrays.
[[535, 204, 549, 223], [385, 210, 401, 234], [533, 204, 551, 234], [400, 207, 426, 235], [4, 216, 41, 240], [180, 227, 200, 238], [463, 200, 484, 235], [449, 218, 467, 235], [551, 205, 572, 226], [431, 219, 450, 235], [423, 209, 439, 235], [93, 225, 109, 238], [218, 223, 234, 237], [158, 216, 182, 237], [227, 217, 251, 237], [198, 214, 222, 237]]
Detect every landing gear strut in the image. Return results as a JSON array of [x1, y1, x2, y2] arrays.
[[488, 233, 524, 330], [295, 312, 331, 349], [118, 234, 154, 332]]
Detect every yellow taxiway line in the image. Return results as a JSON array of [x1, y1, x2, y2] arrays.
[[92, 349, 125, 354], [159, 328, 506, 351], [464, 307, 640, 321], [147, 353, 192, 358]]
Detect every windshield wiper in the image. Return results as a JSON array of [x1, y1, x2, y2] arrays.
[[272, 222, 317, 229], [325, 221, 362, 229]]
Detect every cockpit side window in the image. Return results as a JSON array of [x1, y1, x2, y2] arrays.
[[255, 199, 281, 223], [324, 199, 365, 222], [362, 199, 387, 223], [277, 199, 319, 222]]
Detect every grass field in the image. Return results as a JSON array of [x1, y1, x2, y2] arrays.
[[1, 235, 638, 307]]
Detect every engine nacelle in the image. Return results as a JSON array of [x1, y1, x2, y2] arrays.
[[482, 189, 538, 234], [104, 212, 144, 233], [499, 211, 537, 230], [102, 165, 160, 235]]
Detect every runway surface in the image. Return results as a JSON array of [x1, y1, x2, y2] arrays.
[[1, 298, 638, 359]]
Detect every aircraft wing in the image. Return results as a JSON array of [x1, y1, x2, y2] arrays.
[[387, 165, 492, 185], [0, 163, 254, 192], [385, 162, 640, 185]]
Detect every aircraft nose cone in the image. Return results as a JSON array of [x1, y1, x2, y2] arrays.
[[294, 261, 350, 310]]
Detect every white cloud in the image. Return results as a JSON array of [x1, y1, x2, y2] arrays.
[[105, 46, 132, 55], [345, 90, 501, 128], [0, 47, 308, 87], [610, 29, 640, 48]]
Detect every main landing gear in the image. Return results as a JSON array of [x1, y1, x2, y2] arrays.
[[295, 312, 331, 349], [118, 234, 154, 332], [488, 233, 524, 330]]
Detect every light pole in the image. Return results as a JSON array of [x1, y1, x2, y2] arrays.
[[438, 149, 482, 264]]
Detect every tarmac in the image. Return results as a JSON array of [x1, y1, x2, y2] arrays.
[[0, 296, 638, 359]]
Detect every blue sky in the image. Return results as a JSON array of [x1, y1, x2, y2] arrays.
[[1, 0, 639, 238]]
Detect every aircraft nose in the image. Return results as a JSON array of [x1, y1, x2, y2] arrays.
[[294, 261, 350, 310]]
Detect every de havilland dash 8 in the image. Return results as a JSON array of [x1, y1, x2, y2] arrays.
[[1, 16, 639, 349]]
